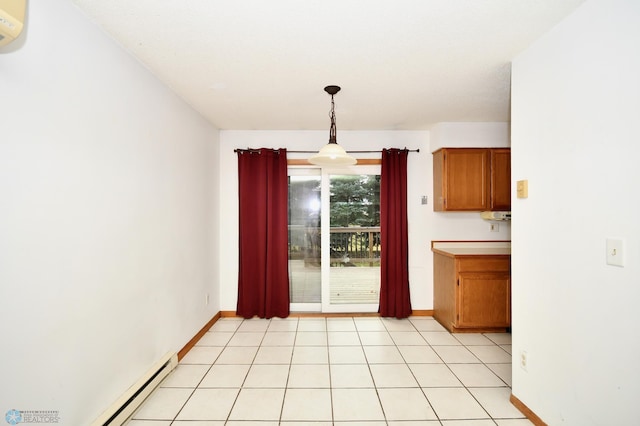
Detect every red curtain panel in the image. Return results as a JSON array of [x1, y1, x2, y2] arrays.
[[379, 148, 412, 318], [236, 148, 290, 319]]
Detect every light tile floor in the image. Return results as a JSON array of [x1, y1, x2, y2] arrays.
[[126, 316, 533, 426]]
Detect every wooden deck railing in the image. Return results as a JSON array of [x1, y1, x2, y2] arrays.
[[329, 226, 380, 266], [289, 225, 381, 267]]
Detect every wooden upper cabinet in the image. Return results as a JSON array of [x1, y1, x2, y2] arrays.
[[490, 148, 511, 210], [433, 148, 510, 212]]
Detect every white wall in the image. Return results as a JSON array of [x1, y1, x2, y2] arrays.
[[218, 125, 510, 312], [429, 121, 512, 242], [0, 1, 219, 425], [511, 0, 640, 424], [430, 122, 510, 151]]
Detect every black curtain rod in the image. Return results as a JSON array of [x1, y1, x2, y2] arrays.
[[234, 149, 420, 153]]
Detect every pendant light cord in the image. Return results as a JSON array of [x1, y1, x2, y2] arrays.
[[328, 94, 337, 144]]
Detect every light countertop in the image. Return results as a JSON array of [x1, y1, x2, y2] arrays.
[[431, 241, 511, 256]]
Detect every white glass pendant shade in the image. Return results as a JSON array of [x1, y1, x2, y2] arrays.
[[308, 142, 357, 166]]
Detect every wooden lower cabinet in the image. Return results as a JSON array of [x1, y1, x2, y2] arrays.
[[433, 252, 511, 333]]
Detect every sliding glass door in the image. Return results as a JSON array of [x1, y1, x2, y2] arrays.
[[288, 169, 322, 311], [288, 166, 380, 313]]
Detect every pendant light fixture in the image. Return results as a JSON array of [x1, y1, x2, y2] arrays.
[[308, 85, 357, 166]]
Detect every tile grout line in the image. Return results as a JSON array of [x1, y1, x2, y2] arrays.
[[324, 317, 335, 424], [213, 316, 246, 425], [159, 317, 242, 424], [439, 333, 495, 422], [130, 316, 523, 425], [407, 318, 446, 424], [277, 317, 299, 423], [455, 331, 521, 422], [358, 318, 390, 424]]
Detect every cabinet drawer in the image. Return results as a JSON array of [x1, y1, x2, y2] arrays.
[[457, 257, 510, 273]]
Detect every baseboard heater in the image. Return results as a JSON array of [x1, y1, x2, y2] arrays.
[[91, 352, 178, 426]]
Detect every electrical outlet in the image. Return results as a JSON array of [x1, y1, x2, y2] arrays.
[[520, 351, 528, 371], [490, 222, 499, 232], [205, 293, 210, 305]]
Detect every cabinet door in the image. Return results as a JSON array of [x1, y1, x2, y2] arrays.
[[442, 149, 489, 211], [490, 149, 511, 210], [457, 272, 510, 328]]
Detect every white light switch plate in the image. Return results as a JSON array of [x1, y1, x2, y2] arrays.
[[606, 239, 625, 267]]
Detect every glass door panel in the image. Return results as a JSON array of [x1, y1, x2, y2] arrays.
[[322, 167, 381, 313], [288, 170, 321, 311]]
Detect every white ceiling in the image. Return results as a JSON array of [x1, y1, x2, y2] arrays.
[[71, 0, 585, 131]]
